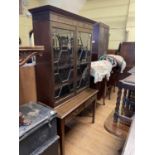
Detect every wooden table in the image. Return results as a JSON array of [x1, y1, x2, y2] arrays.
[[114, 74, 135, 123], [90, 76, 107, 105], [54, 88, 98, 155]]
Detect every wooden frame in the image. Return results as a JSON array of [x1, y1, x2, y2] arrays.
[[29, 5, 96, 108]]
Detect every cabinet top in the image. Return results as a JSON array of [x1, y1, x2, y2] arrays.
[[93, 22, 109, 29], [29, 5, 96, 24]]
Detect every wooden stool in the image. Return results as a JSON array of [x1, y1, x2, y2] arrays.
[[114, 75, 135, 124]]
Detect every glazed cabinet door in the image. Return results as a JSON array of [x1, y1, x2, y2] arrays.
[[52, 27, 75, 102], [76, 28, 92, 92]]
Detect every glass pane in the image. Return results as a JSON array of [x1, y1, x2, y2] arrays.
[[77, 32, 91, 64], [54, 83, 74, 99], [53, 28, 74, 100], [76, 64, 89, 89], [76, 32, 91, 90], [53, 28, 74, 65]]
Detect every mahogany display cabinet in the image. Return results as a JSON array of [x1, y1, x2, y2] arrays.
[[92, 22, 109, 61], [29, 5, 96, 108]]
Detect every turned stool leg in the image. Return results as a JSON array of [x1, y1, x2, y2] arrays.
[[92, 99, 96, 123], [102, 80, 107, 105], [114, 88, 122, 122], [121, 89, 127, 115]]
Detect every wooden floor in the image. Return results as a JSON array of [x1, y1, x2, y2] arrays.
[[64, 89, 125, 155], [104, 111, 129, 140]]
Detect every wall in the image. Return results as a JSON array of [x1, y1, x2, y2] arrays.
[[20, 0, 135, 48], [19, 0, 40, 45], [38, 0, 87, 14], [19, 0, 86, 45], [126, 0, 135, 41], [80, 0, 135, 49]]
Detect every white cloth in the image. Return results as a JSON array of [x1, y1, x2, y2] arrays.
[[91, 60, 113, 83], [108, 54, 126, 73], [128, 67, 135, 74]]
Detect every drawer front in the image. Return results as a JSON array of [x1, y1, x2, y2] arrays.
[[84, 95, 96, 108], [31, 136, 59, 155], [65, 104, 85, 122], [20, 118, 57, 155], [65, 95, 96, 122]]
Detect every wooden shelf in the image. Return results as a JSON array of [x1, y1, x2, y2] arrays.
[[19, 46, 44, 52], [19, 46, 44, 67]]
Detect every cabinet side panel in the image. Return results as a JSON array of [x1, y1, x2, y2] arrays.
[[103, 27, 109, 53], [92, 23, 109, 60], [92, 23, 99, 55], [98, 24, 109, 57], [32, 18, 54, 107]]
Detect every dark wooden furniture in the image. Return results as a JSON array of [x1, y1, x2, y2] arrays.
[[119, 42, 135, 70], [92, 22, 109, 61], [19, 46, 44, 105], [19, 102, 59, 155], [90, 22, 110, 103], [107, 42, 135, 96], [106, 52, 122, 99], [118, 42, 135, 79], [29, 5, 96, 108], [114, 74, 135, 124], [106, 65, 121, 99], [54, 88, 98, 155], [90, 66, 120, 103], [90, 77, 107, 105]]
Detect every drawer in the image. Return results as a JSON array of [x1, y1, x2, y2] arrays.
[[84, 95, 96, 108], [20, 118, 57, 155], [65, 104, 85, 122], [31, 136, 59, 155], [65, 95, 96, 122]]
